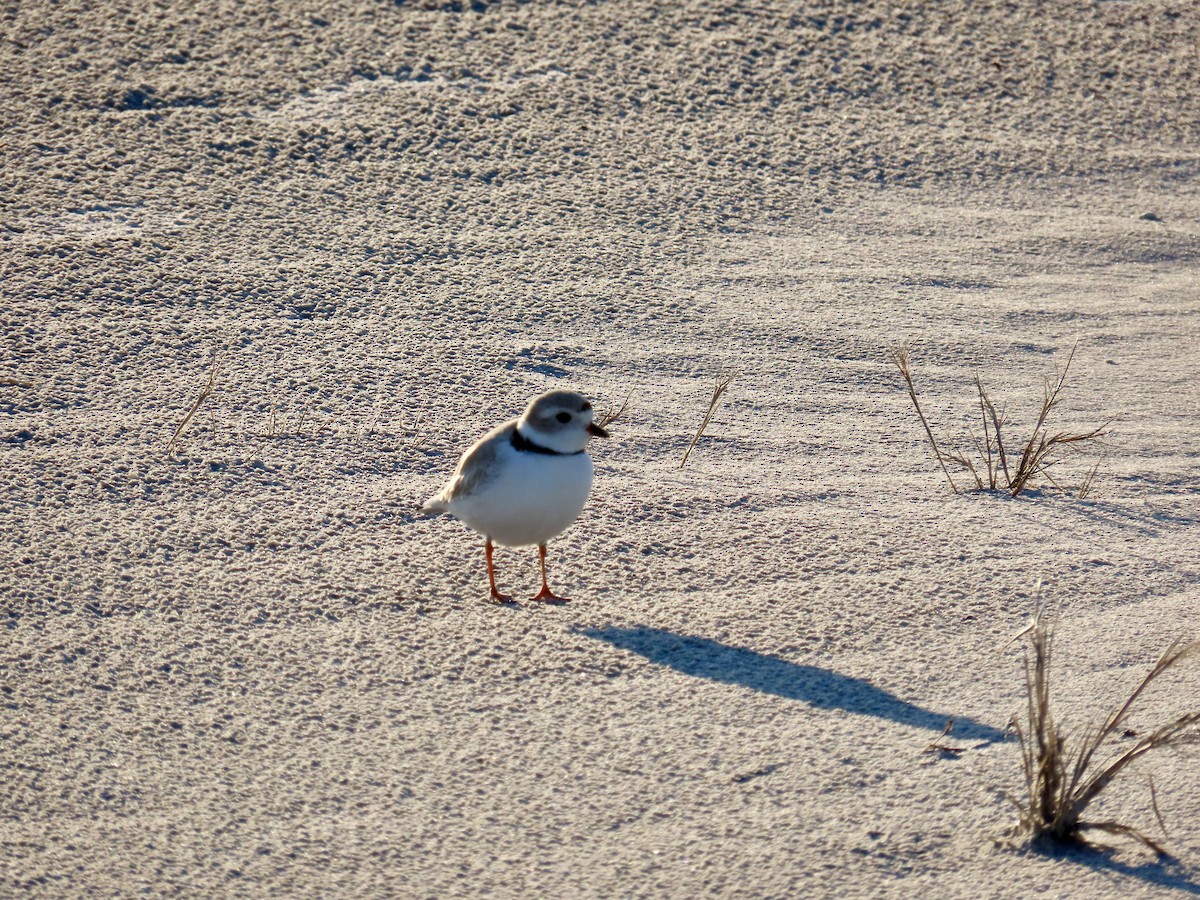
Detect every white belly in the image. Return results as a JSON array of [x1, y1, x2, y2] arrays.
[[448, 449, 594, 547]]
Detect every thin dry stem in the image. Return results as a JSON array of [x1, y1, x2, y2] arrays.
[[680, 373, 735, 469], [924, 719, 967, 755], [975, 376, 997, 490], [947, 446, 983, 491], [1077, 455, 1104, 500], [595, 392, 632, 430], [984, 387, 1011, 487], [167, 354, 223, 454], [1077, 821, 1171, 858], [890, 345, 959, 493], [1149, 775, 1168, 839]]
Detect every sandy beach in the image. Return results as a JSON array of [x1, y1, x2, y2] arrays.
[[3, 1, 1200, 896]]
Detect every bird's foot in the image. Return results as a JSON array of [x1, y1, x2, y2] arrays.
[[529, 586, 571, 604], [488, 589, 516, 605]]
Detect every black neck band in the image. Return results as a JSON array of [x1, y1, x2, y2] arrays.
[[511, 428, 583, 456]]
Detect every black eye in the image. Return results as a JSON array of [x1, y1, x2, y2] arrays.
[[555, 412, 572, 423]]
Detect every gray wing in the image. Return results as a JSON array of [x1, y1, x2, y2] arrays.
[[422, 421, 514, 511]]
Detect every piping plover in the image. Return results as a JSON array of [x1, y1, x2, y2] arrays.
[[422, 390, 609, 603]]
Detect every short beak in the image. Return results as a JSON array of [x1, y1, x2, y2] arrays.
[[587, 422, 609, 438]]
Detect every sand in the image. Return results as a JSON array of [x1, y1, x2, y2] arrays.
[[3, 1, 1200, 896]]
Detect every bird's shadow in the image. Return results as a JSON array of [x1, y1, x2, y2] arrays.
[[580, 625, 1008, 744]]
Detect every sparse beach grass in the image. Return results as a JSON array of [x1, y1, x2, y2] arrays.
[[1008, 599, 1200, 856], [892, 344, 1108, 497]]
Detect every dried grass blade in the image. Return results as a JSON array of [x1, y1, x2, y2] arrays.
[[891, 345, 959, 493], [167, 354, 223, 454], [680, 373, 735, 469]]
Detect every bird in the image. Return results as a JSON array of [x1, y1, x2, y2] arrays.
[[421, 390, 609, 603]]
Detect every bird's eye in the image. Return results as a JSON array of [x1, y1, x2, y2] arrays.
[[555, 412, 572, 424]]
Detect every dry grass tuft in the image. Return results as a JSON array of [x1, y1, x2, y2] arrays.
[[680, 373, 736, 469], [167, 354, 223, 454], [892, 343, 1108, 497], [1010, 599, 1200, 857]]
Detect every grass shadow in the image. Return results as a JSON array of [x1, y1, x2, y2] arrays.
[[1045, 841, 1200, 894], [581, 625, 1007, 743]]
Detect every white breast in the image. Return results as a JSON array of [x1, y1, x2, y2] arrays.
[[446, 445, 594, 547]]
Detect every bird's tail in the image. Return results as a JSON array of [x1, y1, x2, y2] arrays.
[[418, 495, 448, 515]]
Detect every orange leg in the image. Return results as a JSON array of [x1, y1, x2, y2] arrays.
[[529, 544, 570, 603], [485, 539, 513, 603]]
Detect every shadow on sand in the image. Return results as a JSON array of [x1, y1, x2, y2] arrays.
[[581, 625, 1008, 744], [1041, 841, 1200, 894]]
